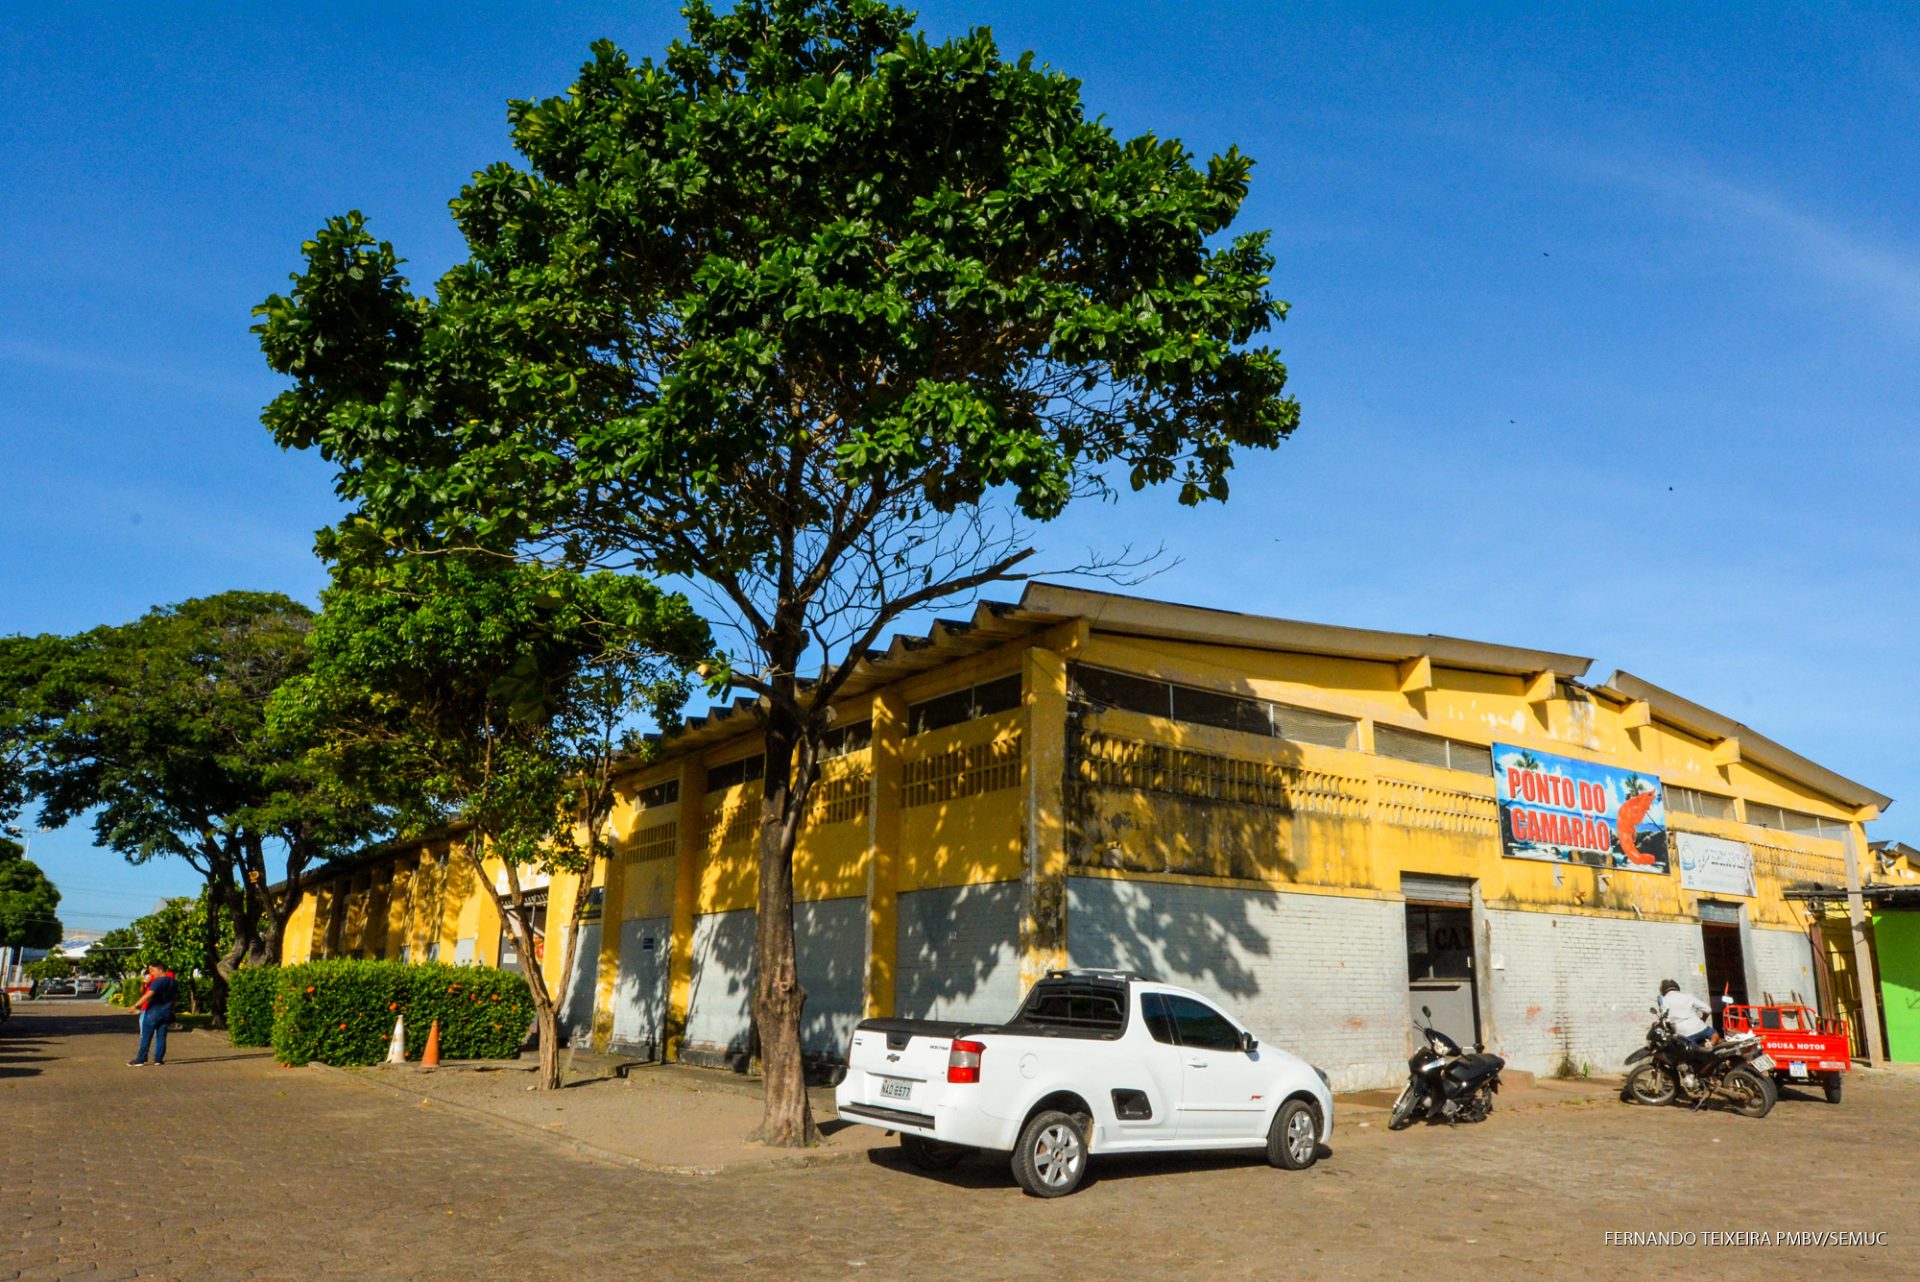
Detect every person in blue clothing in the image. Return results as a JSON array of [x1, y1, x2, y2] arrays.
[[128, 964, 179, 1067]]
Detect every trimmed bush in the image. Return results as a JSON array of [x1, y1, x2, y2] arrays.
[[270, 959, 536, 1066], [226, 966, 279, 1047]]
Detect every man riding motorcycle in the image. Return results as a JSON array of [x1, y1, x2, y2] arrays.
[[1658, 978, 1715, 1048]]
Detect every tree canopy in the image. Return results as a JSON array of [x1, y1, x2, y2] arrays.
[[254, 0, 1298, 1141], [275, 553, 708, 1086], [0, 835, 62, 951]]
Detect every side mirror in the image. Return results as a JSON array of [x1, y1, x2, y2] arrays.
[[1421, 1005, 1432, 1019], [1650, 1005, 1659, 1015], [1240, 1030, 1259, 1054]]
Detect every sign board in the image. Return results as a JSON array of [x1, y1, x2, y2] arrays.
[[1677, 832, 1757, 897], [1493, 744, 1669, 875]]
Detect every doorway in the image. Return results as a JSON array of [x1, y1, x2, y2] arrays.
[[498, 890, 549, 974], [1406, 902, 1480, 1046], [1700, 909, 1748, 1030]]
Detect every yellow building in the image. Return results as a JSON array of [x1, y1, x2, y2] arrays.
[[281, 585, 1890, 1089]]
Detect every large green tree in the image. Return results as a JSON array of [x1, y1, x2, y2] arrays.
[[273, 554, 707, 1088], [0, 835, 62, 952], [2, 594, 379, 1011], [255, 0, 1297, 1143]]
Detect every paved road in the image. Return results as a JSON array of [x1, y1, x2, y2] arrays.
[[4, 1002, 1915, 1281]]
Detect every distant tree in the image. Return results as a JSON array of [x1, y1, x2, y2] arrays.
[[125, 892, 235, 1013], [254, 0, 1296, 1144], [89, 925, 141, 983], [272, 554, 707, 1088], [24, 952, 72, 982], [0, 835, 62, 951], [0, 594, 381, 1013]]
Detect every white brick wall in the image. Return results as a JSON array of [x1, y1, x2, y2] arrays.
[[1750, 927, 1819, 1007], [1484, 909, 1703, 1078], [1067, 877, 1409, 1091], [897, 882, 1023, 1023]]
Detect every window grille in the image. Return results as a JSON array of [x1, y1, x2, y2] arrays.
[[1074, 732, 1368, 817], [903, 733, 1023, 807], [625, 820, 677, 863], [1745, 801, 1843, 840], [706, 796, 763, 847], [808, 770, 871, 825], [821, 720, 873, 759]]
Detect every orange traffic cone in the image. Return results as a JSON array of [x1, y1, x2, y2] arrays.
[[421, 1018, 441, 1070]]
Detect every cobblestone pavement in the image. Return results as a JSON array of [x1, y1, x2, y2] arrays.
[[5, 1001, 1916, 1282]]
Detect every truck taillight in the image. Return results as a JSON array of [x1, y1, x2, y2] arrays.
[[947, 1039, 985, 1084]]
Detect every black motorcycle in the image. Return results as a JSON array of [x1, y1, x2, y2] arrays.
[[1622, 1006, 1776, 1118], [1388, 1005, 1505, 1130]]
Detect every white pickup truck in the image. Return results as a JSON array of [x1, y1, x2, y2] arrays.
[[835, 969, 1334, 1197]]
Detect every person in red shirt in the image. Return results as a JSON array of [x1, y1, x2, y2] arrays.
[[128, 964, 179, 1066]]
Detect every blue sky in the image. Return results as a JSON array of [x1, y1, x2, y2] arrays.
[[4, 2, 1916, 932]]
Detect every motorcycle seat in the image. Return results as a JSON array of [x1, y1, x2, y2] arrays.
[[1446, 1053, 1504, 1081]]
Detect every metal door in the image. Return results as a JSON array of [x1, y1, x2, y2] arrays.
[[1407, 903, 1480, 1047], [611, 916, 670, 1059]]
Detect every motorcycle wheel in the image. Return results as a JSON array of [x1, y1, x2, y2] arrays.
[[1821, 1073, 1843, 1105], [1724, 1066, 1776, 1119], [1387, 1084, 1421, 1130], [1624, 1063, 1677, 1107]]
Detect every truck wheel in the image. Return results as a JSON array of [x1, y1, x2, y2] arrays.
[[1725, 1067, 1775, 1118], [900, 1134, 967, 1171], [1624, 1064, 1677, 1107], [1266, 1098, 1320, 1170], [1011, 1110, 1087, 1198], [1821, 1073, 1843, 1105]]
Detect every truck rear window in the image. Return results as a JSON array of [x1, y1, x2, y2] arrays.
[[1011, 981, 1128, 1033]]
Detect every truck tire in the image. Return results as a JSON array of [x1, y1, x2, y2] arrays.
[[900, 1134, 968, 1171], [1725, 1066, 1775, 1118], [1266, 1098, 1320, 1170], [1011, 1110, 1088, 1198], [1822, 1073, 1843, 1105]]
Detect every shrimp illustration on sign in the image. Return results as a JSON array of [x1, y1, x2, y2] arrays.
[[1616, 784, 1659, 865]]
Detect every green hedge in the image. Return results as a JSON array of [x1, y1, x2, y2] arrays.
[[270, 959, 536, 1066], [226, 967, 278, 1047]]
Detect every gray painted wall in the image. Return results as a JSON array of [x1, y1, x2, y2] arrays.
[[1066, 876, 1409, 1091], [1750, 927, 1819, 1007], [1483, 908, 1703, 1078], [896, 882, 1023, 1024], [610, 915, 670, 1058], [795, 897, 867, 1058], [685, 908, 756, 1059], [558, 921, 601, 1043]]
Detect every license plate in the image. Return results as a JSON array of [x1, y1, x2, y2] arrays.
[[1787, 1061, 1807, 1079], [1751, 1055, 1775, 1072], [878, 1078, 913, 1101]]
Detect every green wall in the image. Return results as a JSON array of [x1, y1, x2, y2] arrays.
[[1874, 911, 1920, 1064]]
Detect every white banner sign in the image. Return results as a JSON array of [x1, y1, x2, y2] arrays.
[[1677, 832, 1756, 897]]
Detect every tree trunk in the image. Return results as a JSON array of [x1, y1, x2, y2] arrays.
[[750, 705, 818, 1147], [201, 872, 231, 1019], [463, 845, 566, 1091]]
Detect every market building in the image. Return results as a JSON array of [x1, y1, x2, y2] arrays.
[[279, 584, 1892, 1090]]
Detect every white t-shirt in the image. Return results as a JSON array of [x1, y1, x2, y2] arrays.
[[1660, 990, 1714, 1038]]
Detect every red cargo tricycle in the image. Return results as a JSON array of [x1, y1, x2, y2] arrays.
[[1721, 1004, 1850, 1104]]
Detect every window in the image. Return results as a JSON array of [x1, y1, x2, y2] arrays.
[[1373, 724, 1492, 776], [821, 719, 872, 759], [1163, 994, 1242, 1053], [1073, 666, 1172, 718], [1013, 980, 1128, 1033], [1140, 993, 1179, 1045], [1666, 784, 1734, 822], [908, 674, 1024, 735], [1745, 802, 1843, 840], [637, 779, 680, 809], [1070, 664, 1361, 751], [705, 755, 764, 793], [1171, 684, 1272, 737]]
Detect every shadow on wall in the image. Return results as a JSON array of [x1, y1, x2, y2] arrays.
[[896, 881, 1023, 1023], [684, 907, 759, 1066], [1064, 876, 1271, 1004]]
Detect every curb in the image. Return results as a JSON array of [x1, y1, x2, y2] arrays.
[[307, 1061, 871, 1177]]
